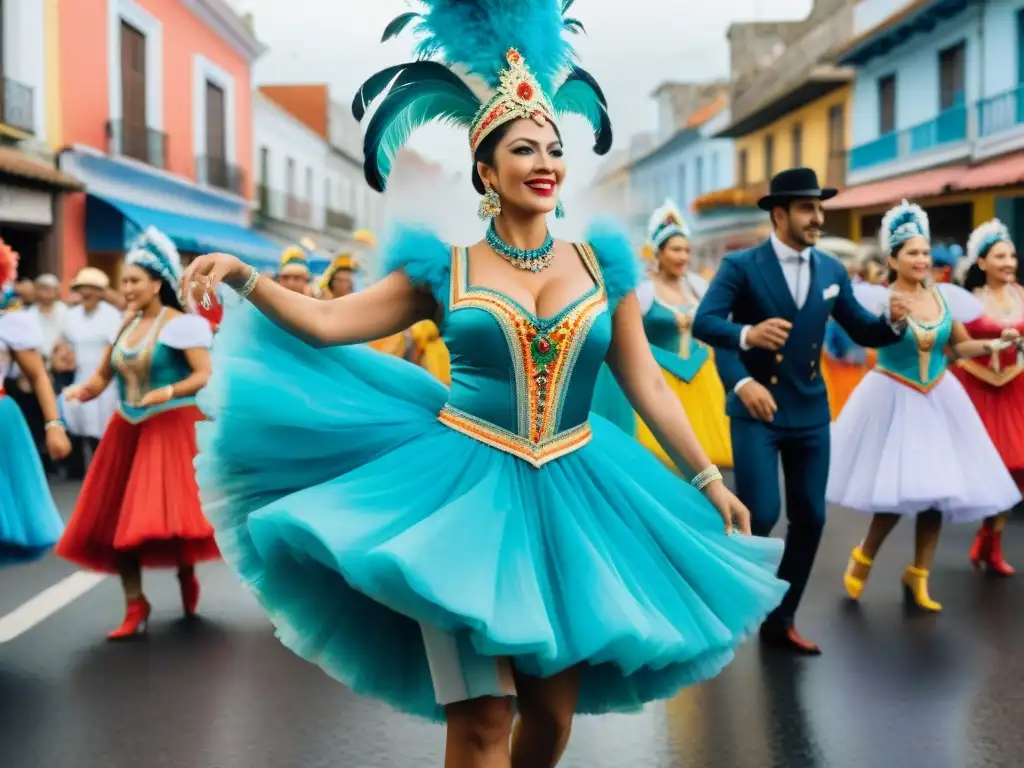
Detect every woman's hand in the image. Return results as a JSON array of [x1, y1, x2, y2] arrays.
[[45, 424, 72, 461], [181, 252, 249, 306], [139, 386, 173, 408], [63, 384, 93, 403], [1001, 328, 1021, 342], [703, 480, 752, 535]]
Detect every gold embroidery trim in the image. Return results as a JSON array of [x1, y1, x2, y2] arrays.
[[955, 359, 1024, 388], [877, 367, 945, 393], [438, 404, 591, 468]]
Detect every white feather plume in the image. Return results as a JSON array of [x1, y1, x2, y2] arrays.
[[126, 226, 183, 283], [964, 218, 1012, 273], [647, 198, 689, 249], [878, 199, 930, 255]]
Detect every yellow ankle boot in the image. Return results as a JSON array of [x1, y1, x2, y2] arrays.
[[843, 546, 873, 600], [901, 565, 942, 612]]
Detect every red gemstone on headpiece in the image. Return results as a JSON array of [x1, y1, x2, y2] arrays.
[[517, 82, 533, 100], [537, 338, 551, 354], [507, 49, 521, 63]]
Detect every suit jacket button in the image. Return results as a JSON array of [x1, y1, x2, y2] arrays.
[[812, 343, 819, 349], [776, 353, 784, 362], [770, 376, 778, 384], [810, 359, 816, 367], [810, 372, 817, 380]]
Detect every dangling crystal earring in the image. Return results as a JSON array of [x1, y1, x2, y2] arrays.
[[478, 187, 501, 220], [555, 198, 565, 219]]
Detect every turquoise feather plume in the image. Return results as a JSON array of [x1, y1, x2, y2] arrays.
[[363, 76, 479, 192], [412, 1, 570, 95], [553, 66, 612, 154]]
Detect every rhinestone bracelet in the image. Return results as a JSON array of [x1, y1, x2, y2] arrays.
[[691, 465, 723, 493], [235, 266, 260, 300], [44, 419, 66, 432]]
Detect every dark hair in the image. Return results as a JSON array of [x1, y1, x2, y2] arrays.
[[962, 239, 1024, 292], [471, 119, 564, 195], [768, 202, 792, 229], [137, 264, 184, 312]]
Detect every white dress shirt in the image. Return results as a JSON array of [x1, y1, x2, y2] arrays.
[[733, 234, 811, 393]]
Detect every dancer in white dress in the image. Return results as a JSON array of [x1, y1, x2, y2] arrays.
[[829, 201, 1022, 612]]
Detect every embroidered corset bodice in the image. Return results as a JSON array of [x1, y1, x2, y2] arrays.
[[959, 285, 1024, 387], [875, 289, 952, 391], [111, 312, 196, 423], [437, 244, 612, 467]]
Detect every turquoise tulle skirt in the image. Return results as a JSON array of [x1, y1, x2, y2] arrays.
[[0, 397, 64, 566], [195, 303, 788, 722]]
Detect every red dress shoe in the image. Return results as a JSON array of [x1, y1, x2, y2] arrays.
[[759, 624, 822, 655]]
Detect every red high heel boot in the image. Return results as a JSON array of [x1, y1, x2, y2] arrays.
[[179, 569, 200, 617], [971, 523, 1015, 576], [107, 596, 151, 640]]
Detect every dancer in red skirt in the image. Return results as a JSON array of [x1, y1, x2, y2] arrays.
[[58, 227, 218, 638], [952, 219, 1024, 576]]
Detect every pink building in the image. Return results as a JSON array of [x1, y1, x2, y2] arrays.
[[55, 0, 278, 285]]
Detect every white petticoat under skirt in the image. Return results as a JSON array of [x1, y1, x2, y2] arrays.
[[826, 370, 1021, 521]]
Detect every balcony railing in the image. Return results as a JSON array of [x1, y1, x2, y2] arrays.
[[326, 208, 355, 231], [849, 105, 967, 171], [197, 156, 246, 196], [1, 77, 34, 134], [256, 183, 313, 227], [106, 120, 167, 169], [978, 85, 1024, 138]]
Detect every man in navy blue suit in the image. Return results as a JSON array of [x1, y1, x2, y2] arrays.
[[692, 168, 909, 655]]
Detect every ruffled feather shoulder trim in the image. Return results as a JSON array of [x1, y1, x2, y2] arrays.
[[0, 309, 43, 350], [585, 218, 641, 310], [382, 225, 452, 306], [936, 283, 984, 324], [158, 314, 213, 350]]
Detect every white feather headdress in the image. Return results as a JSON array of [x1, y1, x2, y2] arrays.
[[964, 218, 1012, 273], [879, 199, 930, 255], [126, 226, 183, 286], [647, 199, 690, 251]]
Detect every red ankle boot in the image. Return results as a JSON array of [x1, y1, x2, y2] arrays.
[[971, 524, 1015, 577], [179, 569, 200, 616], [107, 596, 151, 640]]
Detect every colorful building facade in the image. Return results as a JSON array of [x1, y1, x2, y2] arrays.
[[54, 0, 278, 285], [701, 0, 855, 245], [831, 0, 1024, 247]]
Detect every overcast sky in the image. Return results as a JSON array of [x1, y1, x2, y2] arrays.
[[230, 0, 812, 193]]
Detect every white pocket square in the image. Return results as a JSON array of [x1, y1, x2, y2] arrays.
[[823, 284, 839, 300]]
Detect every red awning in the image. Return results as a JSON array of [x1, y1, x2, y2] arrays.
[[824, 165, 967, 210], [952, 152, 1024, 191]]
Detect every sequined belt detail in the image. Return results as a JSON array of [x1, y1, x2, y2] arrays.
[[876, 367, 944, 394], [438, 404, 591, 468]]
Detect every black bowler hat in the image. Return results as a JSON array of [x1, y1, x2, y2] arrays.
[[757, 167, 838, 211]]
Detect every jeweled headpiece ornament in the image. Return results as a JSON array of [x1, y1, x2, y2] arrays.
[[126, 227, 182, 286], [965, 219, 1012, 271], [879, 199, 930, 255], [647, 199, 690, 251], [353, 0, 612, 192]]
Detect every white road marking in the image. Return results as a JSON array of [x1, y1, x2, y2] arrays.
[[0, 571, 107, 643]]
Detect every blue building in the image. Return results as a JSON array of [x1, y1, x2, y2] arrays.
[[830, 0, 1024, 246], [628, 95, 750, 265]]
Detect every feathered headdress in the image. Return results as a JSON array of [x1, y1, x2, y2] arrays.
[[647, 199, 690, 251], [353, 0, 612, 192], [879, 199, 929, 255], [0, 239, 18, 311], [126, 226, 182, 286], [319, 253, 358, 291], [353, 229, 377, 247], [931, 243, 963, 271], [279, 237, 316, 276], [965, 219, 1012, 272]]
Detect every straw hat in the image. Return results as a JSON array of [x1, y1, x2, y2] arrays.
[[71, 267, 110, 290]]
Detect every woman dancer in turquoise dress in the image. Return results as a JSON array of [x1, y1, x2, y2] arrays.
[[183, 3, 787, 766]]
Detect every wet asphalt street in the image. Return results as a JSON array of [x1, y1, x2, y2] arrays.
[[1, 480, 1022, 768]]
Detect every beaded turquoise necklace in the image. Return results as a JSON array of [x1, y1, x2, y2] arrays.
[[486, 220, 555, 272]]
